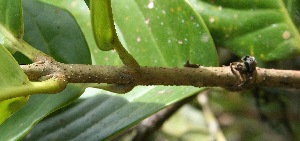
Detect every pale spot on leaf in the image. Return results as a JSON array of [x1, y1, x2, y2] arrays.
[[147, 1, 154, 9], [144, 18, 150, 24], [178, 40, 183, 44], [209, 16, 215, 23], [218, 6, 222, 11], [282, 31, 291, 39], [136, 37, 141, 42]]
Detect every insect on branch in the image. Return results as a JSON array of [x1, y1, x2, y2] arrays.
[[230, 56, 257, 87]]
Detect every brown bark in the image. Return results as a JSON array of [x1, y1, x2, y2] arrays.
[[20, 60, 300, 92]]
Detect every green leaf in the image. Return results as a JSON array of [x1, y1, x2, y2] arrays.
[[84, 0, 89, 7], [0, 84, 84, 141], [24, 86, 203, 140], [0, 0, 23, 53], [23, 0, 218, 140], [22, 0, 91, 64], [188, 0, 300, 61], [0, 0, 91, 140], [110, 0, 218, 66], [40, 0, 98, 64], [0, 0, 23, 38], [0, 97, 28, 124], [0, 44, 29, 124], [0, 45, 29, 88], [41, 0, 119, 66], [283, 0, 300, 28]]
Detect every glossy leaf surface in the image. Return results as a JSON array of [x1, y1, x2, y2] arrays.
[[20, 0, 300, 140], [0, 44, 29, 124], [0, 0, 90, 140], [189, 0, 300, 61], [0, 0, 23, 37], [0, 0, 23, 53], [0, 85, 84, 140], [25, 86, 203, 140], [23, 0, 217, 140], [111, 0, 218, 66], [22, 0, 91, 64]]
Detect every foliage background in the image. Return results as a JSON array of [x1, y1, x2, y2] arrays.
[[0, 0, 299, 141]]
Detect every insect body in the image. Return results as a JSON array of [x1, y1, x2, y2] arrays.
[[242, 56, 257, 74], [230, 56, 257, 86]]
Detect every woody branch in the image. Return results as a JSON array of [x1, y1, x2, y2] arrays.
[[20, 61, 300, 91]]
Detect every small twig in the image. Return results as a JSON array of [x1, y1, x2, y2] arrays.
[[113, 39, 140, 72], [0, 55, 68, 101]]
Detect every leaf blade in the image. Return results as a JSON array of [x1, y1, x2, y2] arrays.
[[0, 0, 91, 140], [188, 0, 300, 61], [0, 43, 29, 124], [24, 86, 203, 140], [22, 0, 91, 64], [0, 84, 84, 141], [110, 0, 218, 66], [0, 0, 23, 37], [23, 0, 218, 140]]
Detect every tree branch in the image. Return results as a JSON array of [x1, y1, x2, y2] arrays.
[[20, 61, 300, 92]]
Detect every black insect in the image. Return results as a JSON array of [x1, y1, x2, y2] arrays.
[[241, 55, 257, 74], [230, 55, 257, 86]]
